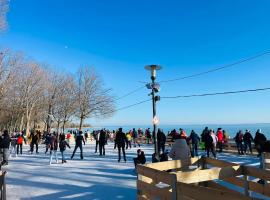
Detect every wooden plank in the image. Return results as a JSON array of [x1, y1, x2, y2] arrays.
[[137, 180, 172, 200], [263, 153, 270, 159], [205, 157, 239, 168], [244, 166, 270, 181], [222, 176, 244, 188], [176, 165, 242, 184], [205, 181, 244, 195], [177, 182, 250, 200], [249, 180, 270, 197], [137, 165, 174, 185], [145, 158, 200, 171]]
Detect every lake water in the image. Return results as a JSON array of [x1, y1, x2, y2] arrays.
[[76, 123, 270, 139]]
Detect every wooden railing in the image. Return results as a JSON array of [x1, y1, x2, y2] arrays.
[[137, 157, 270, 199]]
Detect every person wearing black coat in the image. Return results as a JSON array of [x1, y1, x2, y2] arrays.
[[59, 138, 70, 164], [157, 129, 166, 154], [254, 129, 267, 156], [0, 130, 11, 165], [115, 128, 127, 162], [243, 130, 254, 154], [189, 130, 200, 157], [133, 149, 146, 168], [71, 131, 85, 159], [99, 129, 106, 156], [30, 131, 40, 154]]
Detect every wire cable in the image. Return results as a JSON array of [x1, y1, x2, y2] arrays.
[[161, 87, 270, 99], [114, 85, 145, 101], [159, 50, 270, 84], [104, 98, 152, 115]]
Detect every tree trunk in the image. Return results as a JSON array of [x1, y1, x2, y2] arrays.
[[19, 114, 24, 132], [79, 115, 84, 130]]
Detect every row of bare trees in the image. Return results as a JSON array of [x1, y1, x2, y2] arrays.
[[0, 0, 9, 31], [0, 50, 116, 135]]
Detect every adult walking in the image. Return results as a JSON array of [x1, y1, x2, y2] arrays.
[[99, 129, 106, 156], [157, 129, 166, 154], [115, 128, 127, 162], [0, 130, 11, 165], [71, 131, 85, 159]]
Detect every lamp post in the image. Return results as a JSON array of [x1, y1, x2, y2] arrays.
[[145, 65, 161, 162]]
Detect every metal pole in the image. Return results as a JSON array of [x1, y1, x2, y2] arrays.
[[151, 76, 160, 161]]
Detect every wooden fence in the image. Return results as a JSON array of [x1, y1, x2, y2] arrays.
[[137, 157, 270, 200]]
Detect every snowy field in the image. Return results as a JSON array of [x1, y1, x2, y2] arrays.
[[3, 141, 262, 200]]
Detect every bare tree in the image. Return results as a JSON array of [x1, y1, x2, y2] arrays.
[[14, 61, 48, 135], [76, 67, 116, 130], [0, 0, 9, 31]]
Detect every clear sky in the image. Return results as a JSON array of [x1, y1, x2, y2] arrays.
[[1, 0, 270, 126]]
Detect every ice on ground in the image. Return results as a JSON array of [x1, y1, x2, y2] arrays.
[[3, 142, 262, 200]]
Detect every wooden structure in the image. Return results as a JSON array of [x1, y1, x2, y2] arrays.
[[262, 153, 270, 170], [137, 157, 270, 199], [0, 171, 6, 200]]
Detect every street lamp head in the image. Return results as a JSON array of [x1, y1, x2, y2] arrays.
[[144, 65, 162, 79]]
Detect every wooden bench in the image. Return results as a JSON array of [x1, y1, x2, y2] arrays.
[[137, 157, 270, 199]]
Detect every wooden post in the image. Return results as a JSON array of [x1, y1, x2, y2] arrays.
[[244, 175, 249, 197], [171, 173, 178, 200]]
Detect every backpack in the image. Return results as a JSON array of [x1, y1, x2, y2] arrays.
[[17, 136, 23, 145]]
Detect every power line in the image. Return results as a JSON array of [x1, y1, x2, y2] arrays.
[[159, 50, 270, 84], [115, 85, 145, 101], [161, 87, 270, 99], [104, 98, 151, 115]]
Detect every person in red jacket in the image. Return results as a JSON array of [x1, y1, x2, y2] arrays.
[[216, 128, 224, 153]]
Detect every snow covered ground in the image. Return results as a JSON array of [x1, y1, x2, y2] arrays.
[[2, 141, 262, 200]]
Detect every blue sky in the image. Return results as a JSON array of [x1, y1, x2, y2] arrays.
[[1, 0, 270, 126]]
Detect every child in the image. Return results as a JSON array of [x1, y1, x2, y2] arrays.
[[59, 138, 70, 163]]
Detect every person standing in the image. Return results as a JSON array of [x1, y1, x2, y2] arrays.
[[99, 129, 106, 156], [243, 130, 254, 154], [49, 133, 58, 165], [126, 131, 132, 149], [254, 129, 267, 156], [157, 129, 166, 154], [10, 133, 18, 157], [44, 131, 52, 154], [216, 128, 224, 153], [16, 132, 25, 155], [132, 128, 140, 147], [59, 136, 70, 163], [94, 131, 100, 153], [201, 127, 209, 151], [234, 131, 244, 155], [189, 130, 200, 157], [0, 130, 11, 165], [205, 130, 216, 158], [84, 131, 88, 143], [115, 128, 127, 162], [145, 128, 152, 144], [30, 131, 40, 154], [71, 131, 85, 159]]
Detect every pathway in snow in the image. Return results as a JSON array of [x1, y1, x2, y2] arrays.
[[3, 142, 261, 200]]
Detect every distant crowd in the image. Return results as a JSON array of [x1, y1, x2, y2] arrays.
[[0, 126, 269, 168]]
